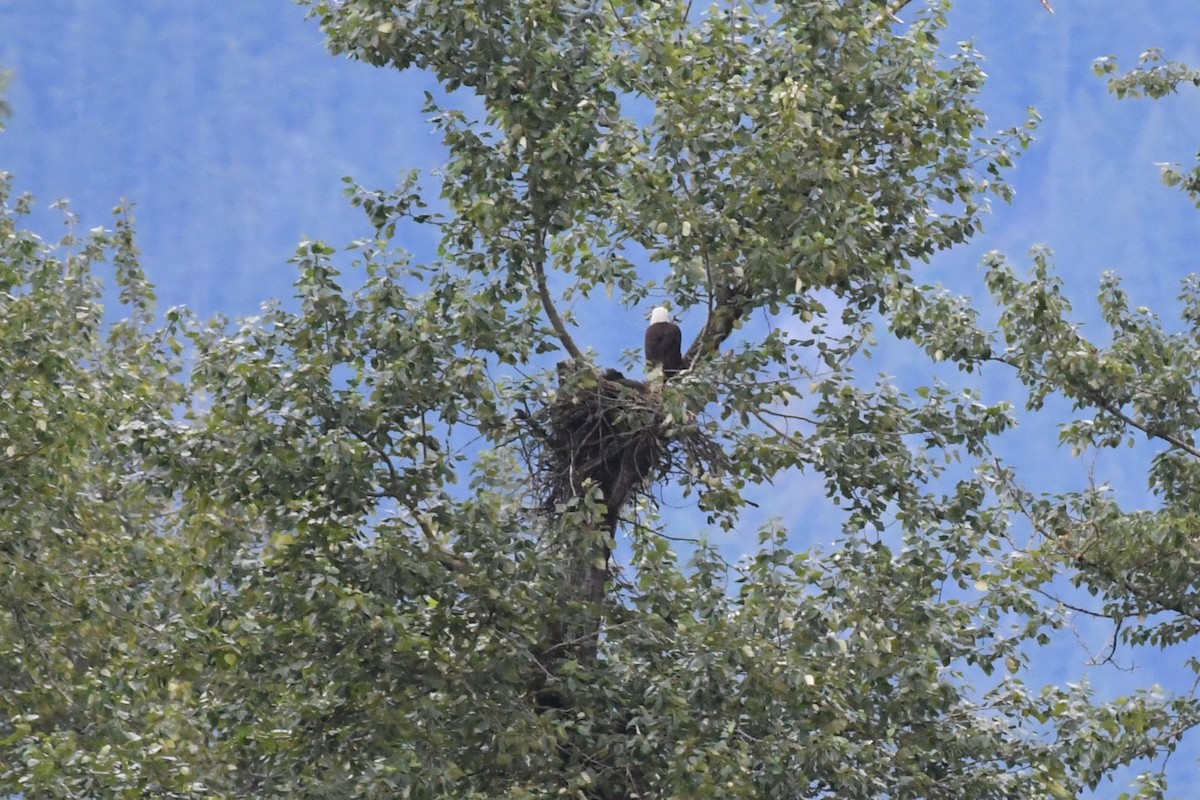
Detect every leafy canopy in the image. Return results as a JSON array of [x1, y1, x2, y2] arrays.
[[2, 2, 1200, 799]]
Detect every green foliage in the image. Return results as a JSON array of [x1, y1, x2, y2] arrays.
[[0, 177, 211, 797], [972, 249, 1200, 650], [953, 45, 1200, 676], [1094, 49, 1200, 207], [2, 2, 1200, 798]]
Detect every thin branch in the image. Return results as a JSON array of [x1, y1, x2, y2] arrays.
[[992, 457, 1200, 625], [606, 0, 632, 35], [1090, 393, 1200, 459], [530, 233, 585, 362], [986, 354, 1200, 459], [755, 406, 820, 426], [751, 408, 801, 443], [1031, 585, 1108, 619], [347, 425, 467, 571], [520, 108, 586, 364], [1075, 552, 1200, 624]]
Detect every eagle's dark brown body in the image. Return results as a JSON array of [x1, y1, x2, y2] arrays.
[[644, 307, 683, 378]]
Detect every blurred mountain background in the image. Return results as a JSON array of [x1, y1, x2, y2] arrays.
[[2, 2, 1200, 795], [1, 3, 1196, 319]]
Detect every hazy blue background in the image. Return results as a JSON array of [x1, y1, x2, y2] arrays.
[[2, 2, 1199, 795]]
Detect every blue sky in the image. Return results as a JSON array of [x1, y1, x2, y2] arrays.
[[3, 2, 1200, 794], [1, 3, 1197, 318]]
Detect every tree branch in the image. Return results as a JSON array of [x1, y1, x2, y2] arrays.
[[1088, 393, 1200, 459], [986, 354, 1200, 459], [1075, 552, 1200, 624], [993, 458, 1200, 626], [682, 278, 751, 369], [531, 233, 585, 362], [523, 119, 585, 363]]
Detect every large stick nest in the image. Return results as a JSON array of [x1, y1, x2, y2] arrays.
[[521, 363, 725, 524]]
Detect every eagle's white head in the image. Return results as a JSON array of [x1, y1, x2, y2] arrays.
[[649, 306, 671, 325]]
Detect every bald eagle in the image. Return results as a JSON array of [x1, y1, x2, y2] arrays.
[[644, 306, 683, 379]]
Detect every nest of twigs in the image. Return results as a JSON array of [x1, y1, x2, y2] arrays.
[[521, 362, 725, 526]]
